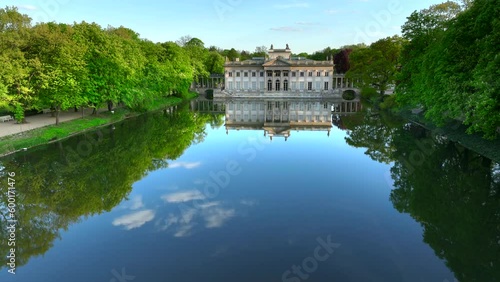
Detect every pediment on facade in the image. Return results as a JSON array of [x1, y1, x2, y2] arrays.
[[262, 59, 291, 67]]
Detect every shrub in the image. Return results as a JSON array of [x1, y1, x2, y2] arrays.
[[14, 104, 25, 123], [342, 90, 356, 100]]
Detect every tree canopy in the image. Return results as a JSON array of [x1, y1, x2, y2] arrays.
[[396, 0, 500, 139]]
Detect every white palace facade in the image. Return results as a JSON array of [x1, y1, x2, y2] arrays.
[[220, 44, 336, 98]]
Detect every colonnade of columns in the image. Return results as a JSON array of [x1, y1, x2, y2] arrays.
[[333, 75, 357, 88], [197, 77, 225, 89]]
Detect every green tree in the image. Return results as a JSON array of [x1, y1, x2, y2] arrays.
[[396, 0, 500, 139], [347, 35, 404, 96], [204, 51, 225, 74], [0, 6, 36, 121], [28, 22, 87, 125]]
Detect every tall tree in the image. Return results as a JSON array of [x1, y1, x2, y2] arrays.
[[396, 0, 500, 139], [347, 35, 404, 96], [28, 22, 87, 125], [0, 6, 36, 122]]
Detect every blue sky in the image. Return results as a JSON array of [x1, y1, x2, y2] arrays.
[[6, 0, 446, 53]]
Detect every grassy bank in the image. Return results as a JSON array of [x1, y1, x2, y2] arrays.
[[0, 93, 198, 156]]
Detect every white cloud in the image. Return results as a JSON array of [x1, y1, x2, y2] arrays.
[[180, 208, 197, 224], [270, 26, 303, 32], [203, 207, 235, 228], [161, 190, 205, 203], [240, 199, 258, 207], [198, 201, 220, 209], [325, 9, 339, 14], [17, 5, 37, 11], [174, 224, 195, 237], [295, 21, 318, 26], [156, 213, 179, 231], [113, 210, 155, 230], [273, 2, 309, 9], [169, 161, 202, 169], [127, 195, 144, 210]]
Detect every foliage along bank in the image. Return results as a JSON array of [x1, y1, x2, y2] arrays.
[[0, 6, 223, 125]]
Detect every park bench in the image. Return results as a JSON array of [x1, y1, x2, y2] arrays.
[[0, 115, 14, 122]]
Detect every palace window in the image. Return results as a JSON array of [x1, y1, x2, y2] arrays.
[[236, 72, 241, 77], [300, 72, 305, 77], [260, 81, 265, 89], [260, 71, 264, 77], [267, 102, 273, 110], [244, 72, 248, 77], [283, 71, 289, 77], [252, 72, 256, 77], [275, 79, 281, 91], [292, 72, 296, 77], [267, 71, 273, 77], [317, 72, 321, 77], [291, 81, 297, 90], [244, 81, 249, 89], [284, 80, 289, 91], [324, 82, 329, 90], [325, 72, 329, 76], [308, 82, 313, 90], [228, 82, 233, 90], [236, 82, 241, 89], [324, 102, 328, 109], [228, 72, 233, 77], [252, 81, 257, 90], [315, 82, 321, 90], [267, 80, 272, 91], [308, 72, 313, 77], [299, 82, 305, 90]]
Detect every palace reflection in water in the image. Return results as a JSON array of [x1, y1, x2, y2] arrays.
[[191, 97, 362, 141]]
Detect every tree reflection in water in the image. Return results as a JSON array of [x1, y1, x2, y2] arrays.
[[0, 102, 217, 271], [342, 110, 500, 282]]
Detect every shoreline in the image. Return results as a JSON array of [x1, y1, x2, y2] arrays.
[[0, 93, 198, 157]]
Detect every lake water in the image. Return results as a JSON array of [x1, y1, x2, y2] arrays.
[[1, 98, 498, 282]]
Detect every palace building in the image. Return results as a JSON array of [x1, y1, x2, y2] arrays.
[[221, 44, 335, 97]]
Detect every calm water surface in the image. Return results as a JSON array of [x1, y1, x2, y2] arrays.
[[1, 98, 498, 282]]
